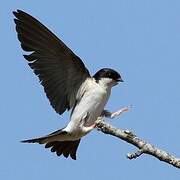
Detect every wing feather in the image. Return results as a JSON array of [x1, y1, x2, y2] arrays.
[[13, 10, 90, 115]]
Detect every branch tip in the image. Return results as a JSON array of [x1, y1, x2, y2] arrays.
[[96, 119, 180, 169], [127, 149, 144, 159]]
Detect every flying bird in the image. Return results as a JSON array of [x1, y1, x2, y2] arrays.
[[13, 10, 129, 160]]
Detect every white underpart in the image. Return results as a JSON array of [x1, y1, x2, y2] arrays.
[[64, 77, 115, 140]]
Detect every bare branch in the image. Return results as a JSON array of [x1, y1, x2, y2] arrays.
[[96, 120, 180, 169]]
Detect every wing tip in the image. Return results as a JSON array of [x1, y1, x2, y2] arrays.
[[13, 9, 25, 15], [13, 9, 21, 18]]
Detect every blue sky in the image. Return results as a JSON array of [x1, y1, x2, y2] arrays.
[[1, 0, 180, 179]]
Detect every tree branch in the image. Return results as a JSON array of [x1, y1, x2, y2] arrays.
[[96, 119, 180, 169]]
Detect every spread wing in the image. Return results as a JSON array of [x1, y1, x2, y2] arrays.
[[13, 10, 91, 115]]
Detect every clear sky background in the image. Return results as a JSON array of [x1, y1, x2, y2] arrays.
[[1, 0, 180, 179]]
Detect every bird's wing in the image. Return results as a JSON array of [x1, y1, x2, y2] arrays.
[[13, 10, 91, 115]]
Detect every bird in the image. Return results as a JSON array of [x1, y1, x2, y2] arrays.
[[13, 9, 129, 160]]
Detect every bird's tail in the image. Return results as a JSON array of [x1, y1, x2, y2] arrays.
[[21, 129, 81, 160]]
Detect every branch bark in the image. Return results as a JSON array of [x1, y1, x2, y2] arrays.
[[96, 119, 180, 169]]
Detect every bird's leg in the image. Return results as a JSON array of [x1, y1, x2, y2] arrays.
[[110, 106, 131, 118], [102, 105, 132, 119]]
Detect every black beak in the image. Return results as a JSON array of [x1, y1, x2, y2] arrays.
[[116, 78, 124, 82]]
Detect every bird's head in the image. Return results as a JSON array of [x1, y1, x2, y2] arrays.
[[93, 68, 123, 88]]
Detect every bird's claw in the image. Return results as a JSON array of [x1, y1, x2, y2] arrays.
[[110, 105, 132, 118]]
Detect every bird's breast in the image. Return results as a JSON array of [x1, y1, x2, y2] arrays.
[[68, 82, 111, 130]]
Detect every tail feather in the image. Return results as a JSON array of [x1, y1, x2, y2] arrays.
[[21, 129, 81, 160], [21, 137, 46, 144], [21, 129, 67, 144], [45, 140, 81, 160]]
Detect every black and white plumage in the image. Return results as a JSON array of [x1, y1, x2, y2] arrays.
[[13, 10, 125, 160]]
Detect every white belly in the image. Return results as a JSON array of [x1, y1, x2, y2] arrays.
[[66, 80, 111, 134]]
